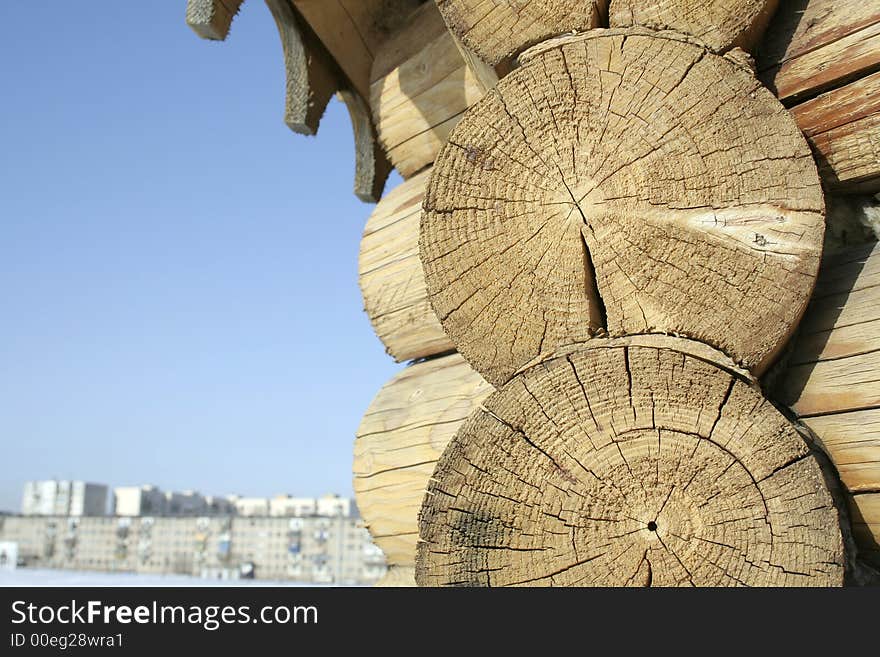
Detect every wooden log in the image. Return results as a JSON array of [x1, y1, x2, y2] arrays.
[[420, 29, 825, 387], [338, 88, 393, 203], [359, 168, 453, 361], [186, 0, 244, 40], [609, 0, 779, 53], [416, 336, 845, 587], [435, 0, 605, 66], [375, 566, 416, 587], [790, 72, 880, 194], [849, 493, 880, 569], [291, 0, 421, 101], [354, 353, 491, 567], [757, 0, 880, 103], [778, 242, 880, 501], [370, 1, 487, 178]]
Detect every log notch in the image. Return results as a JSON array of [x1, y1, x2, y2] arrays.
[[777, 240, 880, 568], [186, 0, 245, 40], [416, 336, 845, 587], [359, 168, 453, 361], [609, 0, 779, 53], [370, 1, 487, 178], [420, 29, 825, 388], [354, 353, 491, 568], [756, 1, 880, 194], [435, 0, 605, 66]]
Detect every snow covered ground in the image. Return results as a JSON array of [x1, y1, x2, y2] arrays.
[[0, 568, 319, 587]]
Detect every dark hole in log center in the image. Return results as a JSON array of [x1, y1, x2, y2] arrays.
[[647, 521, 658, 532]]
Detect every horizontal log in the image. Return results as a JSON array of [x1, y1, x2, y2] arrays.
[[757, 0, 880, 103], [780, 241, 880, 416], [370, 1, 485, 178], [804, 410, 880, 493], [849, 493, 880, 568], [790, 72, 880, 193], [354, 353, 491, 566], [292, 0, 420, 101], [375, 566, 416, 587], [359, 168, 453, 362]]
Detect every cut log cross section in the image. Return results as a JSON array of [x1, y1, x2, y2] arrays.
[[416, 337, 845, 587], [420, 30, 824, 387]]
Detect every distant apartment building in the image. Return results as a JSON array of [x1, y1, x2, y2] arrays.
[[164, 490, 207, 516], [0, 514, 385, 585], [230, 496, 270, 517], [21, 480, 107, 517], [113, 485, 167, 516]]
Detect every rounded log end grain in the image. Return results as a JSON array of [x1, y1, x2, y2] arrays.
[[416, 337, 845, 587], [359, 168, 453, 362], [420, 29, 824, 388], [608, 0, 780, 53], [354, 353, 492, 566], [435, 0, 606, 66]]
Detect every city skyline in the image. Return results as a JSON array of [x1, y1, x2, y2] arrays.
[[0, 3, 402, 512]]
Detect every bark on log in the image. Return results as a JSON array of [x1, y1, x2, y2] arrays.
[[370, 1, 492, 177], [354, 353, 491, 566], [420, 29, 825, 388], [756, 0, 880, 103], [790, 72, 880, 195], [416, 336, 845, 587], [359, 168, 454, 361], [778, 241, 880, 498], [434, 0, 605, 66], [609, 0, 779, 53], [375, 566, 417, 587]]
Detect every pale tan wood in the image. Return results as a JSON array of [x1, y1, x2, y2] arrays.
[[359, 168, 453, 361], [436, 0, 605, 66], [450, 33, 500, 94], [804, 410, 880, 493], [780, 242, 880, 416], [849, 493, 880, 568], [370, 2, 488, 177], [292, 0, 421, 101], [421, 29, 824, 387], [375, 566, 416, 587], [417, 337, 844, 586], [186, 0, 244, 40], [609, 0, 779, 53], [354, 353, 491, 566], [758, 0, 880, 102]]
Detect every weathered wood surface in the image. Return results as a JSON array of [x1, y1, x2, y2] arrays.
[[354, 353, 491, 566], [421, 29, 824, 387], [370, 1, 487, 178], [609, 0, 779, 53], [186, 0, 244, 40], [375, 566, 417, 587], [417, 336, 845, 587], [790, 72, 880, 194], [359, 168, 453, 361], [757, 0, 880, 103], [849, 493, 880, 569], [338, 88, 394, 203], [435, 0, 604, 66], [779, 241, 880, 501]]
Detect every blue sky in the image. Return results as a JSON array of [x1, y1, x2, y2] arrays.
[[0, 1, 403, 511]]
